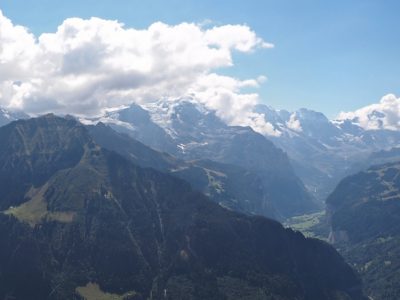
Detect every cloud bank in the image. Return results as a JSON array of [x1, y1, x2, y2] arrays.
[[0, 10, 280, 135], [337, 94, 400, 130]]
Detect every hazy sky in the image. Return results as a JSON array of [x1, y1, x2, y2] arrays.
[[1, 0, 399, 117]]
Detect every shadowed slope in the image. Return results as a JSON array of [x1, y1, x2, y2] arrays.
[[0, 116, 364, 299]]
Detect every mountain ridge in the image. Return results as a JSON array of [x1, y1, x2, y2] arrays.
[[326, 161, 400, 299], [0, 115, 365, 299], [255, 103, 400, 201], [87, 122, 278, 218], [83, 100, 318, 219], [78, 99, 400, 202], [2, 100, 399, 207]]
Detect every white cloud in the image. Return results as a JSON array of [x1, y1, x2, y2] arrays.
[[0, 10, 40, 91], [337, 94, 400, 130], [286, 113, 303, 132], [0, 10, 276, 134]]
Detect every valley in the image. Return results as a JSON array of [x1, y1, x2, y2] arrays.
[[285, 162, 400, 300]]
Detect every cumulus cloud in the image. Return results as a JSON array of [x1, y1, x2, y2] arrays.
[[286, 113, 303, 132], [0, 11, 38, 81], [337, 94, 400, 130], [0, 10, 278, 135]]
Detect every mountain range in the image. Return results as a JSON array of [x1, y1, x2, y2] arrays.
[[0, 115, 365, 299], [0, 98, 398, 299], [255, 104, 400, 201], [1, 99, 399, 214], [88, 123, 278, 218], [83, 100, 318, 220], [78, 99, 400, 204]]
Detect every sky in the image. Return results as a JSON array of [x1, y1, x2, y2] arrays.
[[0, 0, 399, 122]]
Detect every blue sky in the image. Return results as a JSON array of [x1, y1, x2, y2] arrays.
[[1, 0, 399, 117]]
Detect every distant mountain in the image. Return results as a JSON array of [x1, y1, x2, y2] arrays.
[[87, 123, 277, 218], [0, 115, 365, 299], [85, 100, 318, 219], [254, 104, 400, 201], [0, 107, 28, 127], [346, 147, 400, 177], [86, 122, 179, 172], [326, 162, 400, 299], [87, 100, 400, 205], [3, 100, 400, 208]]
